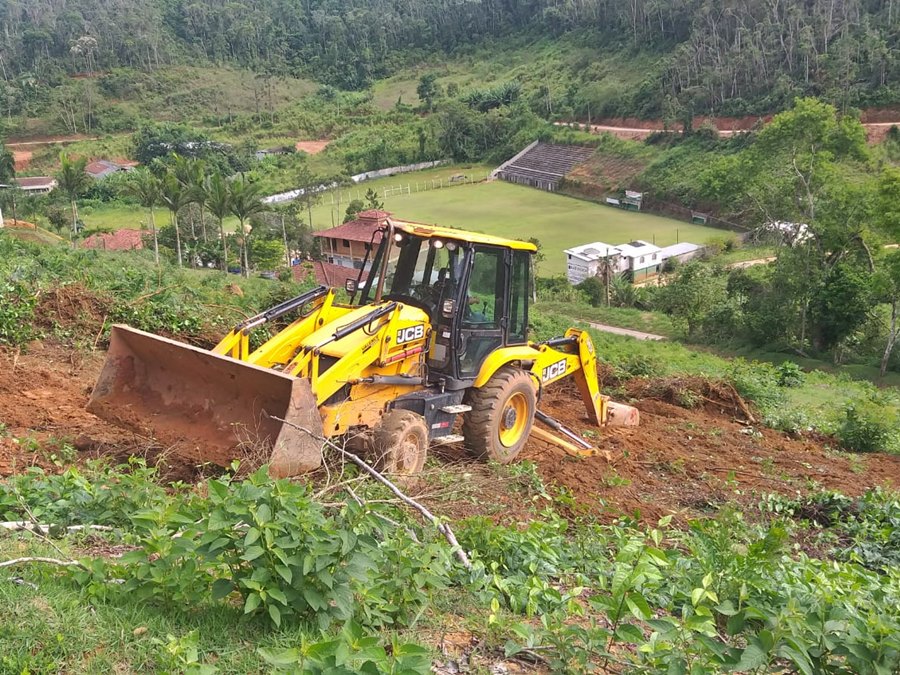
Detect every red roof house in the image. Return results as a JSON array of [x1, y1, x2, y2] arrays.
[[313, 210, 391, 268], [292, 260, 366, 288], [85, 159, 130, 179]]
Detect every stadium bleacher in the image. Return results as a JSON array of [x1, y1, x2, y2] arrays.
[[497, 143, 594, 191]]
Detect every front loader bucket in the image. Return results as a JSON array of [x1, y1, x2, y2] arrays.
[[87, 325, 324, 478]]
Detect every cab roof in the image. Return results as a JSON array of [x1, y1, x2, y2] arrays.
[[392, 220, 537, 252]]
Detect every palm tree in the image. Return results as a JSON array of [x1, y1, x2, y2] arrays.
[[123, 167, 162, 265], [173, 156, 208, 245], [229, 177, 266, 278], [159, 172, 191, 267], [206, 172, 231, 272], [55, 153, 91, 243]]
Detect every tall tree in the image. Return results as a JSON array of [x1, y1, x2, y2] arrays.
[[55, 153, 91, 243], [159, 172, 191, 267], [294, 163, 321, 231], [173, 156, 208, 245], [123, 167, 162, 265], [416, 73, 440, 111], [206, 172, 231, 273], [229, 177, 266, 277]]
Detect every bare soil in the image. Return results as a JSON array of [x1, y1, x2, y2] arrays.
[[1, 343, 898, 523], [295, 140, 330, 154], [522, 378, 900, 523], [573, 106, 899, 144], [11, 149, 32, 171]]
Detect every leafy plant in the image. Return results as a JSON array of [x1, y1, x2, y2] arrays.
[[837, 399, 900, 453]]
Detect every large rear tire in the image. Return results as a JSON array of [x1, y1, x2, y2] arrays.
[[463, 367, 536, 464], [373, 409, 428, 475]]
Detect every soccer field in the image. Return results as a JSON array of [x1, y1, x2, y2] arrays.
[[314, 181, 728, 276]]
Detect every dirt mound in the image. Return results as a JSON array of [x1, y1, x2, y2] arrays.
[[0, 344, 206, 481], [524, 379, 900, 523], [2, 219, 38, 229], [625, 376, 756, 422], [34, 283, 113, 340]]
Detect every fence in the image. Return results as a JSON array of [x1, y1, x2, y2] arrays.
[[327, 171, 492, 207], [349, 159, 449, 183]]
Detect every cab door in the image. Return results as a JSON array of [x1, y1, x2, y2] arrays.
[[457, 246, 507, 378]]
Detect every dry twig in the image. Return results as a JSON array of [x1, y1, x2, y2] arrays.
[[269, 414, 471, 569], [0, 557, 86, 570]]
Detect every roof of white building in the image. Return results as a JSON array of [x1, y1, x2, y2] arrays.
[[564, 241, 620, 262], [616, 240, 661, 259], [658, 242, 702, 258]]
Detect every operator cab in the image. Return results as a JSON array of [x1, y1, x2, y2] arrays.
[[354, 223, 534, 388]]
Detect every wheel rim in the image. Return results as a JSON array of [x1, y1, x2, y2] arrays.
[[499, 392, 529, 448], [395, 431, 421, 472]]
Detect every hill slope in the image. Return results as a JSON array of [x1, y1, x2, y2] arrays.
[[1, 1, 898, 123]]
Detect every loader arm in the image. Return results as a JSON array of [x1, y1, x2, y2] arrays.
[[473, 328, 638, 456], [474, 328, 606, 424]]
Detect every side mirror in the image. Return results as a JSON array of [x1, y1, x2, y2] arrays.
[[345, 278, 358, 294]]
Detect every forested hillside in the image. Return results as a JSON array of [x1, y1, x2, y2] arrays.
[[1, 0, 898, 120]]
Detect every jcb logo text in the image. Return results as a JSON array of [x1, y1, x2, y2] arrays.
[[396, 324, 425, 344], [541, 359, 567, 382]]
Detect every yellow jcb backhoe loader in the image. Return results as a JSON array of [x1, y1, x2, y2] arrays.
[[88, 220, 638, 477]]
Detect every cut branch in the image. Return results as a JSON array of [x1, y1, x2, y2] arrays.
[[268, 415, 471, 569], [0, 556, 87, 570], [0, 522, 114, 534]]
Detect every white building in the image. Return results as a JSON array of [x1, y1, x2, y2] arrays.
[[564, 241, 624, 285], [658, 242, 703, 265], [615, 240, 663, 282]]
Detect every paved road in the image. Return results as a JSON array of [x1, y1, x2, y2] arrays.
[[586, 321, 666, 341]]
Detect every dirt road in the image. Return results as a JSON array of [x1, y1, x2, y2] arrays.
[[586, 320, 665, 341], [558, 116, 898, 142]]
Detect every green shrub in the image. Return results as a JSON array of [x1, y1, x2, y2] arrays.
[[837, 400, 900, 453], [108, 468, 451, 630], [0, 281, 38, 346], [775, 361, 804, 387], [725, 359, 785, 413]]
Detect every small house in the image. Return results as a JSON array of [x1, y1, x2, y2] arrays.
[[85, 159, 137, 180], [616, 240, 662, 282], [292, 260, 367, 288], [255, 146, 293, 161], [622, 190, 643, 211], [15, 176, 57, 194], [312, 210, 391, 270]]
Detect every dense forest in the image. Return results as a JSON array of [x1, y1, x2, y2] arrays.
[[0, 0, 898, 118]]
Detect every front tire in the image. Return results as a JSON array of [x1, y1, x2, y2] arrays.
[[463, 367, 536, 464], [373, 409, 428, 474]]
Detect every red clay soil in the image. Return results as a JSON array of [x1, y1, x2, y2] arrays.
[[295, 140, 330, 154], [0, 344, 200, 480], [524, 378, 900, 523], [11, 149, 32, 171], [579, 106, 899, 143], [2, 342, 899, 523]]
